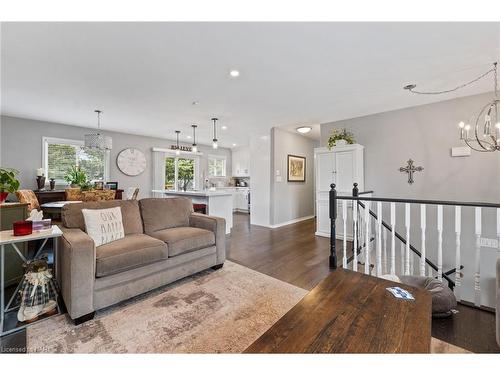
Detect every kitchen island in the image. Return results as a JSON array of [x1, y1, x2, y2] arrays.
[[151, 190, 233, 234]]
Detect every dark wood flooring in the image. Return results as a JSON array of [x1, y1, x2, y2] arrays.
[[2, 213, 498, 353], [228, 213, 500, 353]]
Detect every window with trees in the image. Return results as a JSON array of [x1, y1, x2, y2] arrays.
[[165, 155, 198, 191], [42, 137, 110, 184], [208, 155, 226, 177]]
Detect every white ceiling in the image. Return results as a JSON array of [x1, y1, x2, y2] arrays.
[[2, 22, 500, 148]]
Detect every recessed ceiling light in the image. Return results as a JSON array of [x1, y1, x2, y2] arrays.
[[229, 70, 240, 78], [232, 143, 237, 147], [296, 126, 312, 134], [192, 101, 199, 106], [186, 135, 192, 139], [221, 125, 228, 130]]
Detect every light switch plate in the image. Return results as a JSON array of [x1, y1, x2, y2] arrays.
[[480, 237, 499, 248], [451, 146, 471, 157]]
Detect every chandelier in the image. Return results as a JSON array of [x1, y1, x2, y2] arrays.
[[84, 110, 113, 150], [404, 62, 499, 152]]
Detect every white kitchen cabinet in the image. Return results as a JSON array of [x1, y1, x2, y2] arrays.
[[231, 146, 250, 177], [314, 144, 364, 239]]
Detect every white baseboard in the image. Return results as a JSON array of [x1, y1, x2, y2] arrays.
[[268, 215, 315, 229]]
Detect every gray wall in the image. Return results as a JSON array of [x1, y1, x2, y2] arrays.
[[271, 127, 315, 226], [321, 92, 500, 307], [0, 115, 232, 199]]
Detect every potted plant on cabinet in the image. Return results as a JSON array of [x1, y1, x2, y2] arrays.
[[64, 166, 92, 191], [327, 128, 355, 149], [0, 167, 21, 203]]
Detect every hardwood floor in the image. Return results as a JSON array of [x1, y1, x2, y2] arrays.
[[1, 212, 497, 353], [228, 213, 500, 354]]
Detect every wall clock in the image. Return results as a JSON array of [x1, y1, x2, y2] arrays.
[[116, 148, 147, 176]]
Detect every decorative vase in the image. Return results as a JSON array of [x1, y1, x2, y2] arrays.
[[0, 191, 8, 204], [49, 178, 56, 190], [13, 220, 33, 236], [336, 139, 348, 146], [36, 176, 46, 190]]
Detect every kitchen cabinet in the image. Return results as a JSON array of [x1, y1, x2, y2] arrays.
[[232, 146, 250, 177], [314, 144, 364, 239]]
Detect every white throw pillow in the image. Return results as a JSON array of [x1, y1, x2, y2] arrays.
[[81, 207, 125, 247]]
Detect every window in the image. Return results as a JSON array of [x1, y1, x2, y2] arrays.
[[165, 155, 198, 191], [208, 155, 226, 177], [42, 137, 110, 184]]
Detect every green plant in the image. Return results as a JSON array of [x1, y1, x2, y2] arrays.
[[64, 166, 92, 191], [327, 128, 355, 149], [0, 167, 20, 193]]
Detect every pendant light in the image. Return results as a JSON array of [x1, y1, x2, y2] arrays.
[[211, 118, 218, 149], [175, 130, 181, 155], [84, 110, 113, 150], [191, 124, 198, 153]]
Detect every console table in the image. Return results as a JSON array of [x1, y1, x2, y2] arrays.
[[35, 189, 124, 203], [245, 269, 432, 353], [0, 226, 63, 336]]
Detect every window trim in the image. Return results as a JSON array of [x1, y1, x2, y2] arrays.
[[42, 136, 110, 185], [208, 154, 227, 177]]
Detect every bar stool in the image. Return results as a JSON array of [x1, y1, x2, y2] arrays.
[[193, 203, 207, 214]]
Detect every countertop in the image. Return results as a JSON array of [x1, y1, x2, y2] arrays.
[[152, 190, 233, 197]]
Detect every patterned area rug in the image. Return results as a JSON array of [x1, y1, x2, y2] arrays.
[[27, 261, 307, 353], [27, 261, 470, 353]]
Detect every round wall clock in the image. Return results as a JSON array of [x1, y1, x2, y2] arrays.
[[116, 148, 147, 176]]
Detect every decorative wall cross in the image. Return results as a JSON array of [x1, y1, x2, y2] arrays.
[[399, 159, 423, 185]]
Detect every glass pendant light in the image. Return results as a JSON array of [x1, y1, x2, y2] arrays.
[[191, 124, 198, 153], [175, 130, 181, 155], [84, 110, 112, 150], [212, 118, 218, 149]]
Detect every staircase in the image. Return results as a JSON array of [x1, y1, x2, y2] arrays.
[[329, 183, 500, 309]]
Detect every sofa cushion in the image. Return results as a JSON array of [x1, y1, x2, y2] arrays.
[[95, 234, 168, 277], [139, 198, 194, 234], [150, 227, 215, 257], [82, 207, 125, 247], [63, 200, 143, 235]]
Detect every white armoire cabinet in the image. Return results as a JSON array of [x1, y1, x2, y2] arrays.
[[314, 144, 364, 239]]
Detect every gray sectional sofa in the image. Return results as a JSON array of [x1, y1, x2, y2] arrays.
[[58, 197, 226, 324]]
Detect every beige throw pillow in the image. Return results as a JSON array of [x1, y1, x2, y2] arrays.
[[82, 207, 125, 247]]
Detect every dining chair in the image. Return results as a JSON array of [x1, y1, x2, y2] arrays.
[[15, 189, 41, 213], [126, 187, 140, 200]]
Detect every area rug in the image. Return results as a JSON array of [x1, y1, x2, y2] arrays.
[[27, 261, 471, 354], [27, 261, 308, 353]]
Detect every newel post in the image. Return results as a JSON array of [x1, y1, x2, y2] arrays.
[[352, 182, 359, 197], [329, 183, 338, 269]]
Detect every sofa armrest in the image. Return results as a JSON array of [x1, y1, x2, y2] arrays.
[[59, 227, 96, 320], [189, 213, 226, 265]]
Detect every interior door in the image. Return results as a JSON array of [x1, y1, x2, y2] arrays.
[[316, 152, 335, 192], [334, 150, 354, 192]]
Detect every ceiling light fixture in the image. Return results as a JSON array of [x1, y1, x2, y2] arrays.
[[221, 125, 228, 130], [232, 143, 237, 147], [296, 126, 312, 134], [191, 124, 198, 153], [175, 130, 181, 155], [84, 110, 113, 150], [212, 118, 219, 149], [229, 70, 240, 78], [405, 62, 500, 152]]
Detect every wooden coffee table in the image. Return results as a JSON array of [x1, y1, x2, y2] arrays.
[[244, 269, 431, 353]]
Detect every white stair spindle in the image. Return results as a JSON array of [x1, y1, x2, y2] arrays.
[[497, 208, 500, 261], [383, 226, 388, 274], [409, 250, 414, 275], [474, 207, 481, 307], [405, 203, 411, 275], [376, 202, 382, 276], [420, 204, 426, 276], [390, 202, 396, 275], [400, 243, 405, 275], [437, 205, 443, 281], [454, 206, 462, 301], [364, 201, 371, 275], [342, 200, 347, 269], [353, 200, 358, 272]]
